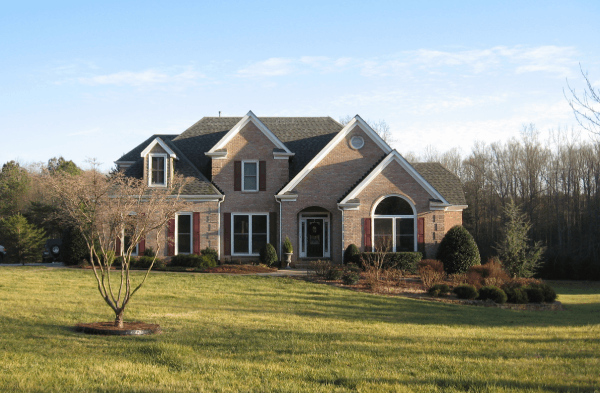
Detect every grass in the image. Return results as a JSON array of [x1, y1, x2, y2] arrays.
[[0, 268, 599, 393]]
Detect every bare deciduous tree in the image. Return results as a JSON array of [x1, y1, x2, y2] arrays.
[[566, 66, 600, 135], [45, 161, 192, 327], [339, 116, 396, 144]]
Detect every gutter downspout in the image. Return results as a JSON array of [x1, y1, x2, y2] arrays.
[[337, 205, 345, 265], [217, 195, 225, 260], [276, 197, 282, 262]]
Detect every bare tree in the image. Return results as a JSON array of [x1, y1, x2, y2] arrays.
[[45, 161, 192, 327], [339, 116, 396, 144], [566, 66, 600, 135]]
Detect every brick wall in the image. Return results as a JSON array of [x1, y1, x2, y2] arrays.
[[281, 125, 385, 263]]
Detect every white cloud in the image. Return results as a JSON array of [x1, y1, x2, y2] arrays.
[[71, 67, 202, 87]]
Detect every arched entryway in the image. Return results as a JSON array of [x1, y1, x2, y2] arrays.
[[298, 206, 331, 259]]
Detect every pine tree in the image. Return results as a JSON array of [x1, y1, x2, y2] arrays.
[[495, 200, 545, 278], [0, 213, 46, 264]]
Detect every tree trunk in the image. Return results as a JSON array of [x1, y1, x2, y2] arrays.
[[114, 309, 124, 328]]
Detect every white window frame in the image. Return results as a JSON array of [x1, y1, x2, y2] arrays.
[[122, 229, 139, 257], [241, 160, 259, 192], [371, 195, 417, 252], [148, 153, 168, 187], [298, 213, 331, 259], [175, 212, 193, 255], [231, 213, 269, 256]]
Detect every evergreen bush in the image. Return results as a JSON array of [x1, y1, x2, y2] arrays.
[[453, 284, 478, 300], [326, 268, 343, 280], [478, 286, 507, 304], [201, 247, 218, 264], [428, 283, 451, 297], [260, 243, 278, 267], [436, 225, 481, 274], [142, 247, 156, 257], [342, 271, 360, 285], [523, 286, 544, 303], [283, 236, 293, 253], [344, 244, 361, 265], [504, 287, 529, 304], [170, 254, 217, 268], [61, 226, 88, 266]]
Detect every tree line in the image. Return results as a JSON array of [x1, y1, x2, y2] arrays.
[[410, 126, 600, 280]]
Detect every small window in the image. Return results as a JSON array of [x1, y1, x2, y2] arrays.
[[242, 161, 258, 191], [350, 136, 364, 149], [149, 154, 166, 186], [177, 214, 192, 254], [124, 228, 138, 256]]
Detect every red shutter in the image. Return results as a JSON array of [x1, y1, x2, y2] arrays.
[[364, 218, 372, 252], [115, 236, 121, 257], [193, 212, 200, 255], [234, 161, 241, 191], [259, 161, 266, 191], [167, 218, 175, 256], [138, 237, 145, 255], [224, 213, 231, 256], [417, 217, 425, 257]]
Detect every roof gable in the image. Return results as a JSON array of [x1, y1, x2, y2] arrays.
[[140, 137, 177, 158], [339, 150, 450, 206], [207, 111, 293, 156], [277, 115, 393, 195]]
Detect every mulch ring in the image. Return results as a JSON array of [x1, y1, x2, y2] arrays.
[[75, 321, 162, 336]]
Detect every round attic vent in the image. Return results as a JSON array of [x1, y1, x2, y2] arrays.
[[350, 135, 365, 149]]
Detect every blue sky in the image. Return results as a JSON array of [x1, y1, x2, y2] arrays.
[[1, 0, 599, 170]]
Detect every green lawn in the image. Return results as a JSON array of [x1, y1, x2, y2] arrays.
[[0, 267, 599, 392]]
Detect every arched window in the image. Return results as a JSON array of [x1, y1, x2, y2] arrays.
[[372, 196, 416, 252]]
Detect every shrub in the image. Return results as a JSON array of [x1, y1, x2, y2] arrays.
[[345, 263, 361, 273], [523, 286, 544, 303], [283, 236, 293, 253], [309, 260, 331, 277], [504, 287, 529, 304], [478, 286, 507, 304], [326, 268, 343, 280], [132, 256, 164, 269], [344, 244, 361, 265], [200, 247, 218, 264], [358, 252, 422, 273], [260, 244, 278, 267], [418, 259, 445, 289], [453, 284, 478, 300], [526, 282, 557, 303], [428, 284, 451, 297], [143, 247, 156, 257], [436, 225, 481, 275], [466, 259, 510, 289], [62, 227, 88, 266], [170, 254, 217, 269], [342, 271, 360, 285]]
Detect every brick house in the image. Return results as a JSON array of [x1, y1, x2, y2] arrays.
[[115, 111, 466, 264]]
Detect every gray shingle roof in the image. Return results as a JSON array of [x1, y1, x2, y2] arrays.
[[172, 117, 342, 179], [412, 162, 466, 205]]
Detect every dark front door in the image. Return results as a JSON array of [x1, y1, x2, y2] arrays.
[[306, 219, 323, 258]]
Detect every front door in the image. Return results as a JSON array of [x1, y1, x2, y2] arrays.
[[306, 219, 323, 258]]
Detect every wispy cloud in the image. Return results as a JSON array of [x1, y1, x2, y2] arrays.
[[75, 67, 202, 87], [237, 45, 578, 78]]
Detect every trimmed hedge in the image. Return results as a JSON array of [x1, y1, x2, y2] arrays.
[[478, 286, 507, 304], [131, 256, 165, 269], [505, 287, 529, 304], [344, 244, 361, 265], [428, 284, 451, 297], [170, 254, 217, 268], [436, 225, 481, 274], [524, 286, 544, 303], [260, 244, 278, 267], [453, 284, 478, 300], [200, 247, 218, 265], [359, 252, 422, 273]]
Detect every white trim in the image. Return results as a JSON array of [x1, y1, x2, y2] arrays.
[[140, 137, 177, 158], [148, 153, 168, 187], [231, 213, 270, 256], [178, 195, 223, 201], [175, 212, 193, 255], [205, 151, 228, 159], [337, 202, 360, 211], [122, 229, 139, 257], [371, 195, 418, 252], [298, 213, 331, 258], [273, 151, 295, 159], [339, 150, 450, 205], [207, 111, 293, 155], [241, 160, 259, 192], [276, 194, 298, 202], [277, 115, 392, 195]]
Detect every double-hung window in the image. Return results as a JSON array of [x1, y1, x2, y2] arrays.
[[232, 213, 268, 255], [242, 161, 258, 191], [149, 154, 167, 186], [176, 213, 192, 254]]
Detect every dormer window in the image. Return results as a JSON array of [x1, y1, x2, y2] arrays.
[[242, 161, 258, 191], [149, 154, 167, 187]]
